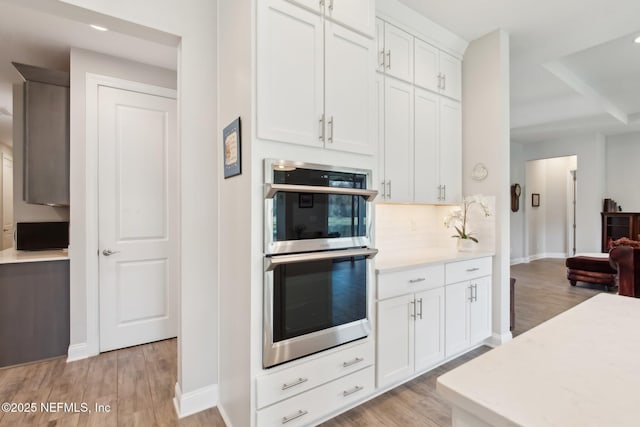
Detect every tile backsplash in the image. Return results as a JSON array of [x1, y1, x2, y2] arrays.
[[374, 198, 496, 254]]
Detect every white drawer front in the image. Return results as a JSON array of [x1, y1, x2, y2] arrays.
[[256, 366, 374, 427], [256, 340, 373, 409], [445, 257, 492, 284], [377, 264, 444, 300]]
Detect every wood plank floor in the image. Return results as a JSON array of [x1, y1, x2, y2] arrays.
[[0, 339, 225, 427], [0, 259, 607, 426]]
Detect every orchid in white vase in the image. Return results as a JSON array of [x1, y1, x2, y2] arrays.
[[444, 195, 491, 245]]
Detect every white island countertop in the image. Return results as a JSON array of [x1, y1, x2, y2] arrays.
[[437, 293, 640, 427], [375, 249, 495, 273], [0, 247, 69, 264]]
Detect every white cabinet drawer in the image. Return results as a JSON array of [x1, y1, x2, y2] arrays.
[[256, 366, 374, 427], [377, 264, 444, 300], [256, 340, 373, 409], [445, 257, 492, 284]]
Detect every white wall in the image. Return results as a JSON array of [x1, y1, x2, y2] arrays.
[[462, 30, 512, 344], [33, 0, 220, 417], [510, 142, 525, 261], [513, 133, 605, 254], [217, 0, 252, 425], [0, 143, 12, 249], [12, 85, 70, 225], [525, 159, 546, 257], [606, 132, 640, 211], [68, 48, 176, 351]]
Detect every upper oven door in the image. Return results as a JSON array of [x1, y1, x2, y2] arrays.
[[264, 160, 377, 255]]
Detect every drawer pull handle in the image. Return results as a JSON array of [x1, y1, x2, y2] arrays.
[[343, 385, 364, 397], [466, 267, 480, 272], [282, 377, 308, 391], [343, 357, 364, 368], [282, 410, 308, 424], [409, 277, 426, 283]]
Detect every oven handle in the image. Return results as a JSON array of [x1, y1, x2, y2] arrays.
[[265, 248, 379, 271], [264, 183, 378, 202]]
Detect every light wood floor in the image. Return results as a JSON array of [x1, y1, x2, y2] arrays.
[[0, 259, 605, 426], [0, 339, 225, 427]]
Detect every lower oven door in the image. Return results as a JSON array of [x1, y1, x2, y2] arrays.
[[263, 247, 378, 368]]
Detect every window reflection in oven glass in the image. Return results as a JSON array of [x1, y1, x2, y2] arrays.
[[272, 255, 367, 342]]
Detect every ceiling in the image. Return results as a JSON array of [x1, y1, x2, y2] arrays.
[[398, 0, 640, 143], [0, 0, 177, 147]]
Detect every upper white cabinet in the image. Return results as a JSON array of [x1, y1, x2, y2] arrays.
[[325, 21, 375, 154], [326, 0, 375, 37], [378, 21, 414, 83], [381, 78, 413, 202], [257, 0, 375, 155], [439, 98, 462, 203], [289, 0, 374, 36], [415, 39, 462, 101], [414, 87, 439, 203]]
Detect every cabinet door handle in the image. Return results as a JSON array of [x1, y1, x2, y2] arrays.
[[466, 267, 480, 272], [342, 385, 364, 397], [328, 0, 334, 10], [409, 300, 416, 319], [437, 73, 442, 89], [282, 410, 308, 424], [319, 114, 325, 141], [442, 184, 446, 200], [386, 50, 391, 70], [417, 298, 423, 320], [328, 116, 334, 143], [381, 180, 386, 199], [343, 357, 364, 368], [281, 377, 308, 391], [442, 74, 447, 91], [379, 50, 386, 69], [409, 277, 426, 284], [468, 285, 474, 302], [387, 180, 391, 199], [473, 284, 478, 302]]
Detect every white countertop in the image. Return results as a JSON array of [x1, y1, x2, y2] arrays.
[[0, 247, 69, 264], [375, 248, 495, 273], [437, 293, 640, 427]]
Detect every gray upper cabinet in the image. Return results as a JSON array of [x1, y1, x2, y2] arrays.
[[14, 62, 70, 206]]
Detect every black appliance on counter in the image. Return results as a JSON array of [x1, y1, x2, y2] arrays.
[[16, 221, 69, 250]]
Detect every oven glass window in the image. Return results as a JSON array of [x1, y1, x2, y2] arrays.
[[272, 168, 367, 241], [272, 255, 367, 342]]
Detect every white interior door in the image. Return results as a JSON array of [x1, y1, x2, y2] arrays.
[[2, 155, 13, 249], [98, 85, 177, 352]]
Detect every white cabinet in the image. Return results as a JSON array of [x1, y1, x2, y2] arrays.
[[444, 258, 492, 358], [325, 21, 375, 154], [381, 78, 413, 202], [287, 0, 374, 36], [415, 38, 462, 101], [412, 88, 462, 204], [257, 0, 375, 155], [376, 265, 445, 388], [378, 22, 413, 83]]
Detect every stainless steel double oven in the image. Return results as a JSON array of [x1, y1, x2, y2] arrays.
[[263, 159, 378, 368]]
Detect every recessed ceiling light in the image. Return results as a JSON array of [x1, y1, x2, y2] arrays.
[[635, 35, 640, 44], [90, 24, 108, 32]]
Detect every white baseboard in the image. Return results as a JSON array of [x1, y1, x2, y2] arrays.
[[510, 257, 526, 265], [67, 343, 90, 362], [173, 382, 218, 419], [487, 332, 513, 347], [544, 252, 568, 259], [217, 403, 233, 427]]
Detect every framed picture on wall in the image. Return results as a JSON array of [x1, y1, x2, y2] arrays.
[[532, 193, 540, 207], [223, 117, 241, 179]]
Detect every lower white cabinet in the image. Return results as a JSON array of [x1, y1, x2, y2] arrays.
[[445, 258, 492, 358], [376, 266, 445, 388], [377, 256, 493, 388], [256, 366, 374, 427]]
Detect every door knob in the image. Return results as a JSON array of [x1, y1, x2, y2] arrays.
[[102, 249, 120, 256]]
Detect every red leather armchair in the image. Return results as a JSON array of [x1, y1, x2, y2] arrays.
[[609, 246, 640, 297]]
